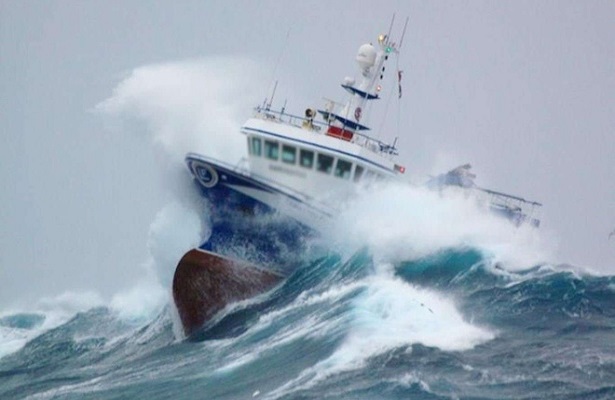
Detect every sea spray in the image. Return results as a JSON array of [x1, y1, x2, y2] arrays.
[[327, 180, 553, 268], [146, 201, 205, 288], [0, 291, 104, 358], [96, 55, 268, 288], [96, 57, 265, 165], [1, 58, 265, 358]]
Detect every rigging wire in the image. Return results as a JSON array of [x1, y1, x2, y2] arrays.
[[264, 28, 291, 108], [396, 52, 402, 146]]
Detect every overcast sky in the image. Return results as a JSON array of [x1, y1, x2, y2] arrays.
[[1, 1, 614, 308]]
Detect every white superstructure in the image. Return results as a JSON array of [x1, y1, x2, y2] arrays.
[[242, 33, 406, 202]]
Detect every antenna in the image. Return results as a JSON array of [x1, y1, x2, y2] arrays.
[[394, 17, 410, 148], [264, 28, 291, 109], [271, 28, 291, 80], [266, 80, 278, 110], [281, 98, 287, 115], [398, 17, 410, 50], [386, 13, 396, 40]]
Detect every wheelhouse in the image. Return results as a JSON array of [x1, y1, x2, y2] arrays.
[[246, 131, 388, 184]]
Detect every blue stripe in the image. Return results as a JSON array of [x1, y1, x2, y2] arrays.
[[242, 126, 394, 174], [186, 155, 333, 217]]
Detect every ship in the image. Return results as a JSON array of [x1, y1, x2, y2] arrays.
[[172, 27, 542, 337]]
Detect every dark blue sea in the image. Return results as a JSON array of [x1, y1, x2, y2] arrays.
[[1, 242, 614, 399]]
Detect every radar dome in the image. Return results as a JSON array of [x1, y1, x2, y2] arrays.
[[356, 43, 377, 70]]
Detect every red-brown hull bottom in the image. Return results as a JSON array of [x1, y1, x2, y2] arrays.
[[172, 249, 284, 336]]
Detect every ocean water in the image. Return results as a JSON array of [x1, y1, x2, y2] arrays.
[[1, 243, 614, 399], [3, 61, 614, 399]]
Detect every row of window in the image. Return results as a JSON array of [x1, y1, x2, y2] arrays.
[[249, 136, 380, 182]]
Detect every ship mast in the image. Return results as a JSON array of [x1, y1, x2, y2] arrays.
[[319, 30, 402, 148]]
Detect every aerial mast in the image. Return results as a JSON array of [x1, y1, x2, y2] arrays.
[[320, 23, 401, 144]]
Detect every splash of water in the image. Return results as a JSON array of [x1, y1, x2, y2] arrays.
[[328, 181, 554, 268], [0, 57, 267, 358], [96, 56, 264, 164]]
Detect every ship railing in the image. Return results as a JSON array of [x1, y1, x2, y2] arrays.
[[253, 106, 399, 158], [254, 106, 327, 131], [473, 187, 542, 226], [348, 132, 399, 157], [476, 187, 542, 208]]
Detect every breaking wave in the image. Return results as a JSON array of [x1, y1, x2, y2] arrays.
[[2, 59, 613, 400], [1, 243, 614, 399]]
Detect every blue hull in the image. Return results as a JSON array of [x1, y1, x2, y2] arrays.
[[186, 154, 320, 274]]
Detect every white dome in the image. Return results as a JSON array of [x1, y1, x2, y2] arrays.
[[356, 43, 377, 69]]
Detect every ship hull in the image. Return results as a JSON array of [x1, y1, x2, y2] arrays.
[[173, 154, 327, 336], [173, 249, 284, 336]]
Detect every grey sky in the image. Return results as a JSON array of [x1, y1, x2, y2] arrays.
[[1, 1, 613, 308]]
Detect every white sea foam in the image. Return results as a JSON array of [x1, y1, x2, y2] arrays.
[[0, 290, 105, 359], [0, 327, 30, 359], [339, 274, 494, 358], [328, 181, 554, 269], [211, 281, 360, 376], [146, 201, 204, 288], [107, 200, 206, 334], [109, 281, 167, 324], [266, 271, 494, 399]]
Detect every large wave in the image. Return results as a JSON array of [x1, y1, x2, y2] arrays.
[[2, 58, 613, 400], [3, 245, 612, 399]]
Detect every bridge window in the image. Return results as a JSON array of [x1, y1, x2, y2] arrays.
[[281, 145, 296, 164], [334, 159, 352, 179], [250, 137, 262, 156], [264, 140, 279, 160], [299, 149, 314, 169], [353, 165, 365, 182], [316, 153, 334, 174]]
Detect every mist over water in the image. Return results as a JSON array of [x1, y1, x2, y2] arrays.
[[1, 58, 613, 400]]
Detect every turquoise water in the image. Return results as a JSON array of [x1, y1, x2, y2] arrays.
[[1, 247, 614, 399]]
